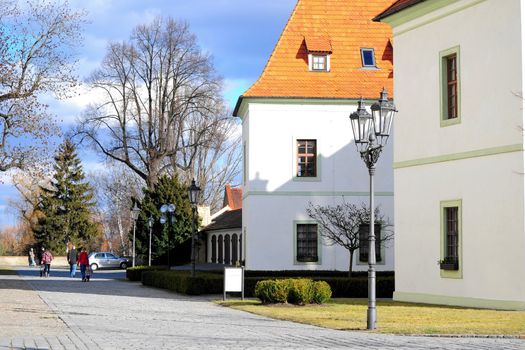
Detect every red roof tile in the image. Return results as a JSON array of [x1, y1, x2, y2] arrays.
[[223, 184, 242, 210], [305, 37, 332, 52], [240, 0, 395, 102]]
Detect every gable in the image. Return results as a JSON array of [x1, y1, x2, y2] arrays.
[[239, 0, 394, 105]]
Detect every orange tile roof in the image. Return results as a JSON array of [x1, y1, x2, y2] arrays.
[[223, 184, 242, 210], [239, 0, 395, 105], [305, 37, 332, 53]]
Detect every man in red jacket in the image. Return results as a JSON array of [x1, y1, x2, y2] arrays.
[[77, 248, 90, 282]]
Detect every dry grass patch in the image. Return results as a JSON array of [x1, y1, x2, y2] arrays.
[[217, 298, 525, 336]]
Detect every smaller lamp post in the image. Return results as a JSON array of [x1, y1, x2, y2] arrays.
[[148, 216, 154, 266], [349, 88, 396, 330], [188, 179, 201, 277], [160, 203, 176, 269], [130, 202, 141, 267]]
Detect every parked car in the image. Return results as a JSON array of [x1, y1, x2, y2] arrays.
[[88, 252, 131, 270]]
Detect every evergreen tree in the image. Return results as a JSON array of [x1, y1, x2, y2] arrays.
[[134, 175, 195, 264], [34, 140, 99, 253]]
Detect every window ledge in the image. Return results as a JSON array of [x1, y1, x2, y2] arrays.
[[440, 116, 461, 127], [360, 66, 380, 70], [293, 175, 321, 182]]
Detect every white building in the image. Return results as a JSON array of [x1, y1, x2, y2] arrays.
[[376, 0, 525, 309], [233, 0, 396, 272]]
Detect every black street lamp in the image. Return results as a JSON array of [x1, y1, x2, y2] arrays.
[[148, 216, 154, 267], [130, 202, 141, 267], [188, 179, 201, 277], [160, 203, 176, 269], [349, 88, 396, 330]]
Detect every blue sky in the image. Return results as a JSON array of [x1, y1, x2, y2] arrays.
[[0, 0, 297, 228]]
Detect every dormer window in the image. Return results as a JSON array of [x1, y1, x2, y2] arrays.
[[305, 36, 332, 72], [361, 48, 376, 68], [312, 55, 327, 71]]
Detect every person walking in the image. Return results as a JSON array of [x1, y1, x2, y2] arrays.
[[40, 247, 53, 277], [77, 248, 90, 282], [67, 245, 78, 277], [28, 248, 36, 267]]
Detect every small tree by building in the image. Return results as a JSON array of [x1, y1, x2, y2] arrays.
[[306, 201, 393, 277], [134, 175, 195, 264]]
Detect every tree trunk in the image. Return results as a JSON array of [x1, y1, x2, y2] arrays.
[[348, 250, 354, 277]]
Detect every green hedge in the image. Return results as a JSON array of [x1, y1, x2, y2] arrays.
[[245, 270, 394, 278], [135, 270, 394, 298], [126, 266, 167, 281], [254, 278, 332, 305], [141, 270, 223, 295]]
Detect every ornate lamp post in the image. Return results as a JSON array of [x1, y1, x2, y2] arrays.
[[188, 179, 201, 277], [130, 202, 141, 267], [349, 88, 396, 330], [160, 203, 176, 269], [148, 216, 154, 267]]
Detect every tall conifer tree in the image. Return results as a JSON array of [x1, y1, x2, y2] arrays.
[[34, 140, 98, 252]]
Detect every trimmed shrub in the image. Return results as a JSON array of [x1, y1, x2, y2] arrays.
[[254, 278, 332, 305], [255, 279, 289, 304], [288, 279, 314, 305], [141, 270, 223, 295], [245, 270, 394, 278], [132, 268, 393, 299], [126, 265, 167, 281], [312, 281, 332, 304]]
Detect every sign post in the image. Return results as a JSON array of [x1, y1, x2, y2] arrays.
[[223, 266, 244, 301]]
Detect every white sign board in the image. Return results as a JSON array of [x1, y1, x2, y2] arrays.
[[224, 267, 244, 300]]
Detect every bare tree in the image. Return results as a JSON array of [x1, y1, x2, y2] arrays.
[[75, 17, 237, 198], [175, 117, 241, 212], [306, 201, 393, 277], [0, 0, 86, 171], [88, 163, 143, 254]]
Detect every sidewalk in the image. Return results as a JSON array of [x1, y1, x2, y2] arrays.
[[0, 267, 97, 349]]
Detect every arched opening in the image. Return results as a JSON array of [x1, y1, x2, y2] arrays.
[[232, 234, 238, 265], [211, 235, 217, 263], [224, 235, 231, 265], [218, 235, 223, 264]]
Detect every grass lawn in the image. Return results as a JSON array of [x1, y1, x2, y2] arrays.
[[217, 298, 525, 336]]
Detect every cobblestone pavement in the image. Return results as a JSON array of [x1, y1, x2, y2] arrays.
[[1, 266, 524, 349]]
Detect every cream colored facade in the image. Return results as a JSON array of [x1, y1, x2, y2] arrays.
[[381, 0, 525, 309]]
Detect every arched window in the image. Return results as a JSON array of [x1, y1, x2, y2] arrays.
[[224, 235, 231, 265], [218, 235, 223, 264], [232, 234, 238, 265], [211, 235, 217, 263]]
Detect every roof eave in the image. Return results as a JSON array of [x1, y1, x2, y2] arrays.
[[373, 0, 428, 22]]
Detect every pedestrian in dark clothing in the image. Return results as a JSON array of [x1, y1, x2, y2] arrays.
[[77, 248, 90, 282], [68, 245, 78, 277]]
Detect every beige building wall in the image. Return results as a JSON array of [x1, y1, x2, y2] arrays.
[[390, 0, 525, 309]]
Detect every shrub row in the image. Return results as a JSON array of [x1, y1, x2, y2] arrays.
[[126, 265, 167, 281], [141, 270, 223, 295], [133, 269, 394, 298], [245, 270, 394, 278], [254, 279, 332, 305]]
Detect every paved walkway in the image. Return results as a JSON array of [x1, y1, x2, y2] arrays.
[[0, 266, 523, 349]]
